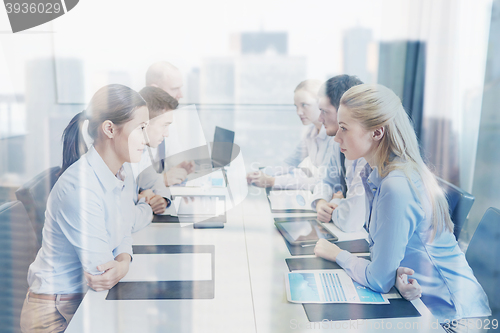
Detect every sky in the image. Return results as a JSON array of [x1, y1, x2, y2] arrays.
[[0, 0, 494, 193], [0, 0, 418, 96]]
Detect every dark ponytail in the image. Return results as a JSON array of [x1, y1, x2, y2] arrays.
[[59, 111, 87, 176], [59, 84, 146, 176]]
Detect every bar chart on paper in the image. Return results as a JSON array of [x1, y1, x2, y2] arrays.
[[285, 269, 389, 304]]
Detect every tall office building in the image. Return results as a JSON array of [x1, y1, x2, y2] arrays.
[[342, 26, 374, 84], [236, 32, 305, 104], [0, 94, 25, 189], [198, 31, 306, 168], [240, 32, 288, 55], [378, 40, 426, 141], [468, 0, 500, 241], [200, 32, 306, 104], [377, 41, 407, 98], [236, 55, 306, 104], [421, 117, 459, 185], [186, 67, 201, 104], [200, 57, 235, 104], [25, 58, 85, 179]]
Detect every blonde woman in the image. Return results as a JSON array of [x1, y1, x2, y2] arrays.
[[247, 79, 337, 190], [314, 84, 491, 330]]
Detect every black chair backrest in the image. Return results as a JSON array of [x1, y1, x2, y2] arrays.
[[437, 177, 474, 240], [15, 166, 61, 247], [466, 207, 500, 318], [0, 201, 38, 333]]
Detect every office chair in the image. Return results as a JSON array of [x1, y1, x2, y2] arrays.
[[15, 166, 61, 247], [0, 201, 38, 333], [465, 207, 500, 319], [437, 177, 475, 240]]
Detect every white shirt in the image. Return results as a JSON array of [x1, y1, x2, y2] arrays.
[[132, 105, 207, 176], [265, 125, 337, 191], [163, 105, 208, 167], [310, 144, 369, 232], [28, 146, 133, 294]]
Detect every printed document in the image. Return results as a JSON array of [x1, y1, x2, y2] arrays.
[[285, 269, 389, 304], [268, 190, 313, 210]]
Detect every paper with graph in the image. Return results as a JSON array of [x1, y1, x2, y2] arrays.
[[285, 269, 389, 304]]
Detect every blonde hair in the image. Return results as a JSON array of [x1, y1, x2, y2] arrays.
[[294, 79, 322, 98], [340, 84, 453, 239]]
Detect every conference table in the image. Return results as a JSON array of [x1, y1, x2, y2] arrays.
[[66, 185, 444, 333]]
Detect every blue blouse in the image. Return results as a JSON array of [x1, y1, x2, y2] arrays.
[[336, 167, 491, 322], [28, 146, 134, 294]]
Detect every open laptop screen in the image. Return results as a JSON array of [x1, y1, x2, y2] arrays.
[[211, 126, 234, 167]]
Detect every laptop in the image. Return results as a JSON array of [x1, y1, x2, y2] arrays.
[[181, 126, 235, 185], [211, 126, 235, 168], [189, 126, 234, 169]]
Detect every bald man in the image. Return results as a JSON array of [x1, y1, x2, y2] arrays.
[[145, 61, 198, 186], [146, 61, 184, 100]]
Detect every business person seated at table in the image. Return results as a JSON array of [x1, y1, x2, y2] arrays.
[[314, 84, 491, 329], [128, 86, 181, 232], [20, 84, 149, 333], [309, 75, 369, 233], [79, 87, 178, 234], [247, 79, 337, 190], [146, 61, 195, 186]]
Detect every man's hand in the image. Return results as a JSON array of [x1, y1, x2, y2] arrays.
[[395, 267, 422, 301], [164, 167, 188, 186], [138, 190, 167, 214], [149, 195, 167, 214], [332, 191, 344, 200], [246, 171, 275, 188], [316, 199, 338, 223], [138, 189, 155, 203], [176, 160, 195, 174], [314, 238, 343, 262], [182, 196, 195, 204], [84, 253, 131, 292]]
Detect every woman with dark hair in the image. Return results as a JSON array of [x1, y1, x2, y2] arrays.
[[20, 84, 149, 333]]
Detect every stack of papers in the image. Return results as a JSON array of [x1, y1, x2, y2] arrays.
[[185, 170, 225, 188], [268, 190, 313, 210], [177, 196, 225, 217], [285, 269, 389, 304]]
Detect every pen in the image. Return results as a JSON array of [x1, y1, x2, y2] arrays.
[[301, 243, 316, 247]]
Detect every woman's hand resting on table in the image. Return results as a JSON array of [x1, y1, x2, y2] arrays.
[[84, 253, 131, 292], [395, 267, 422, 301], [313, 238, 343, 262]]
